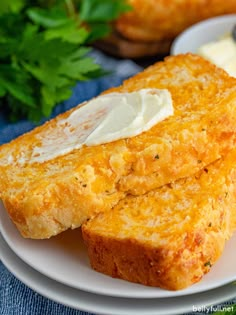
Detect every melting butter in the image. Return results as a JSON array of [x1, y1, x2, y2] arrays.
[[32, 89, 173, 163]]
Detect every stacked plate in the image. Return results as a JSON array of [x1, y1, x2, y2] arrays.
[[1, 202, 236, 315]]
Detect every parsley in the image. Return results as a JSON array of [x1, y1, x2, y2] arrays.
[[0, 0, 131, 122], [204, 261, 212, 267]]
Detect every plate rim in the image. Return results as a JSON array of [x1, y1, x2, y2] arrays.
[[1, 201, 236, 299], [1, 232, 236, 315]]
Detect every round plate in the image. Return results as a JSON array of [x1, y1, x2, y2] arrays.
[[1, 202, 236, 299], [1, 233, 236, 315]]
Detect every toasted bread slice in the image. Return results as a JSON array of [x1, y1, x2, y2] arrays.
[[1, 54, 236, 239], [82, 149, 236, 290], [116, 0, 236, 42]]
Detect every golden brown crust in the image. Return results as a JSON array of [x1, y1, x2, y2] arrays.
[[1, 54, 236, 239], [82, 149, 236, 290], [116, 0, 236, 42]]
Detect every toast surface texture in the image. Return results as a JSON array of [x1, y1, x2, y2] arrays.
[[82, 149, 236, 290], [1, 54, 236, 239], [116, 0, 236, 42]]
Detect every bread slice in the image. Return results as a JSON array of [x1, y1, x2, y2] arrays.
[[1, 54, 236, 239], [82, 149, 236, 290]]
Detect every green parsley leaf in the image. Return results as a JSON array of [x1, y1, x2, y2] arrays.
[[0, 0, 25, 15], [27, 6, 69, 28], [80, 0, 131, 23], [0, 65, 35, 107], [0, 0, 131, 122], [0, 85, 6, 97], [86, 23, 111, 43], [44, 21, 89, 44]]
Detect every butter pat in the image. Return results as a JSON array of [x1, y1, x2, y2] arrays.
[[86, 89, 173, 145], [32, 89, 173, 163], [198, 36, 236, 78]]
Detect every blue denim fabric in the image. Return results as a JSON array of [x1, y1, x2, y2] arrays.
[[0, 51, 235, 315], [0, 263, 92, 315]]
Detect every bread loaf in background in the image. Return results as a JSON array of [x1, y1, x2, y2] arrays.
[[1, 54, 236, 239], [96, 0, 236, 58]]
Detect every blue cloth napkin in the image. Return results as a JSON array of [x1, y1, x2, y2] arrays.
[[0, 51, 235, 315]]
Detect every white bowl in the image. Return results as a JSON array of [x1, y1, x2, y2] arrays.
[[171, 14, 236, 55]]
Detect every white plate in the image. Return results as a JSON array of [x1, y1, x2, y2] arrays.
[[1, 233, 236, 315], [1, 202, 236, 299]]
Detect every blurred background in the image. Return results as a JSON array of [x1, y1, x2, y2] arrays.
[[0, 0, 236, 124]]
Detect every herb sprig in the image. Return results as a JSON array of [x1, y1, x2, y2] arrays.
[[0, 0, 131, 122]]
